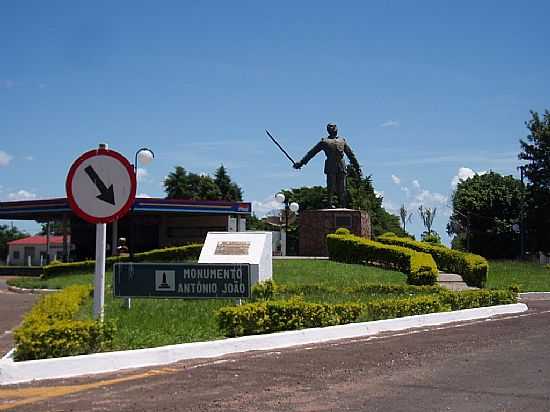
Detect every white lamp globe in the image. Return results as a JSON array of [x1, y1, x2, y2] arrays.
[[275, 193, 285, 204], [289, 202, 299, 213], [138, 149, 154, 165]]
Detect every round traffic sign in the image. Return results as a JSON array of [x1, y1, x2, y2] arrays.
[[66, 148, 136, 224]]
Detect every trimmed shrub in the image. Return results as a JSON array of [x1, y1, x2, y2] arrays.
[[42, 243, 203, 278], [13, 285, 115, 361], [251, 280, 275, 301], [219, 288, 517, 338], [326, 234, 438, 286], [439, 289, 516, 310], [364, 295, 450, 321], [217, 298, 362, 337], [335, 227, 351, 235], [377, 234, 488, 288]]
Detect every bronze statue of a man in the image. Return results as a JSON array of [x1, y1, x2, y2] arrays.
[[294, 123, 361, 208]]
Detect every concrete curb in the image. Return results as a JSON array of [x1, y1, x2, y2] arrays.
[[519, 292, 550, 300], [6, 285, 58, 294], [0, 303, 527, 386]]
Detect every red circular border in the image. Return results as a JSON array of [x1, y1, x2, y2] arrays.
[[66, 148, 137, 224]]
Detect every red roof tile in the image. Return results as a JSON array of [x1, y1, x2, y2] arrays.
[[7, 235, 66, 246]]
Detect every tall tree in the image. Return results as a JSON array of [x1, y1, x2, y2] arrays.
[[519, 110, 550, 253], [164, 166, 221, 200], [164, 166, 192, 199], [0, 224, 27, 261], [214, 165, 243, 201], [447, 172, 523, 258]]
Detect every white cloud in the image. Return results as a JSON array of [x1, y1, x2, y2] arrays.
[[137, 193, 152, 198], [252, 197, 282, 217], [400, 186, 410, 196], [0, 150, 13, 167], [8, 190, 37, 201], [451, 167, 487, 188], [380, 120, 400, 128], [374, 190, 384, 198], [417, 190, 447, 205], [412, 179, 420, 189], [382, 198, 398, 214], [391, 174, 401, 185]]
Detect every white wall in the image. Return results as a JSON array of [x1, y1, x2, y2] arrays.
[[8, 243, 66, 266]]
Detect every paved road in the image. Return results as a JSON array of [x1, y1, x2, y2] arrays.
[[1, 299, 549, 411], [0, 278, 37, 357]]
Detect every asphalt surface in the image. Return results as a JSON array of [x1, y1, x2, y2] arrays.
[[1, 298, 549, 411], [0, 278, 37, 357]]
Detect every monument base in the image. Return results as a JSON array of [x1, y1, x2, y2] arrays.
[[299, 209, 371, 257]]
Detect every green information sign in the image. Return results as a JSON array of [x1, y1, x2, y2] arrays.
[[113, 263, 251, 299]]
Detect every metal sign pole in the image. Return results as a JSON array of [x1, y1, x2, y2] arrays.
[[93, 222, 107, 321]]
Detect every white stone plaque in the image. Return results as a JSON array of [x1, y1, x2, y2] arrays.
[[199, 231, 272, 285]]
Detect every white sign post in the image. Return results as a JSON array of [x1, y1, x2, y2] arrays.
[[66, 144, 136, 320]]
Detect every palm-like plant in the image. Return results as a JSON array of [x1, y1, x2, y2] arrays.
[[399, 204, 413, 232], [418, 205, 437, 234]]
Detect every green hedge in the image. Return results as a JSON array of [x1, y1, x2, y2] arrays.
[[13, 285, 115, 361], [377, 234, 488, 288], [439, 289, 516, 310], [251, 280, 443, 302], [218, 289, 516, 337], [326, 234, 439, 286], [217, 298, 363, 337], [42, 243, 203, 278], [364, 295, 449, 321]]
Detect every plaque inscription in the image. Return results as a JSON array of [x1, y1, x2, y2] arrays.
[[215, 241, 251, 256]]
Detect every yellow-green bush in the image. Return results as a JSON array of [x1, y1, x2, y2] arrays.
[[250, 280, 443, 302], [219, 289, 516, 337], [377, 234, 488, 288], [438, 289, 516, 310], [364, 295, 449, 321], [326, 234, 438, 285], [42, 243, 203, 278], [217, 298, 363, 337], [13, 285, 115, 361]]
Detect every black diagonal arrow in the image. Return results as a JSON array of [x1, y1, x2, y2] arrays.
[[84, 165, 115, 205]]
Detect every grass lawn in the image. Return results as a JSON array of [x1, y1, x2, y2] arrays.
[[9, 260, 410, 350], [7, 273, 93, 290], [488, 260, 550, 291], [13, 258, 545, 351]]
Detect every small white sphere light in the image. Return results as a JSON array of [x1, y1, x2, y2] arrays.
[[289, 202, 299, 213], [275, 193, 285, 204], [138, 149, 154, 165]]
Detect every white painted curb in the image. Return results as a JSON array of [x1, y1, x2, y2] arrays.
[[0, 303, 527, 386], [519, 292, 550, 299]]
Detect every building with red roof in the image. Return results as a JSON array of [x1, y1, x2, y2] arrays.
[[7, 235, 73, 266]]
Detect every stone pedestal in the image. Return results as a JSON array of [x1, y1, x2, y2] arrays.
[[298, 209, 371, 257]]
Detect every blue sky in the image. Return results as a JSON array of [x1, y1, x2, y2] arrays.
[[1, 1, 549, 242]]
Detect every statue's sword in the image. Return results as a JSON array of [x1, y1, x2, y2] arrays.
[[265, 129, 297, 166]]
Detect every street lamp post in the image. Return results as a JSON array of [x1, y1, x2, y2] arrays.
[[125, 148, 154, 310], [275, 193, 299, 256], [129, 148, 155, 259], [518, 165, 526, 260]]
